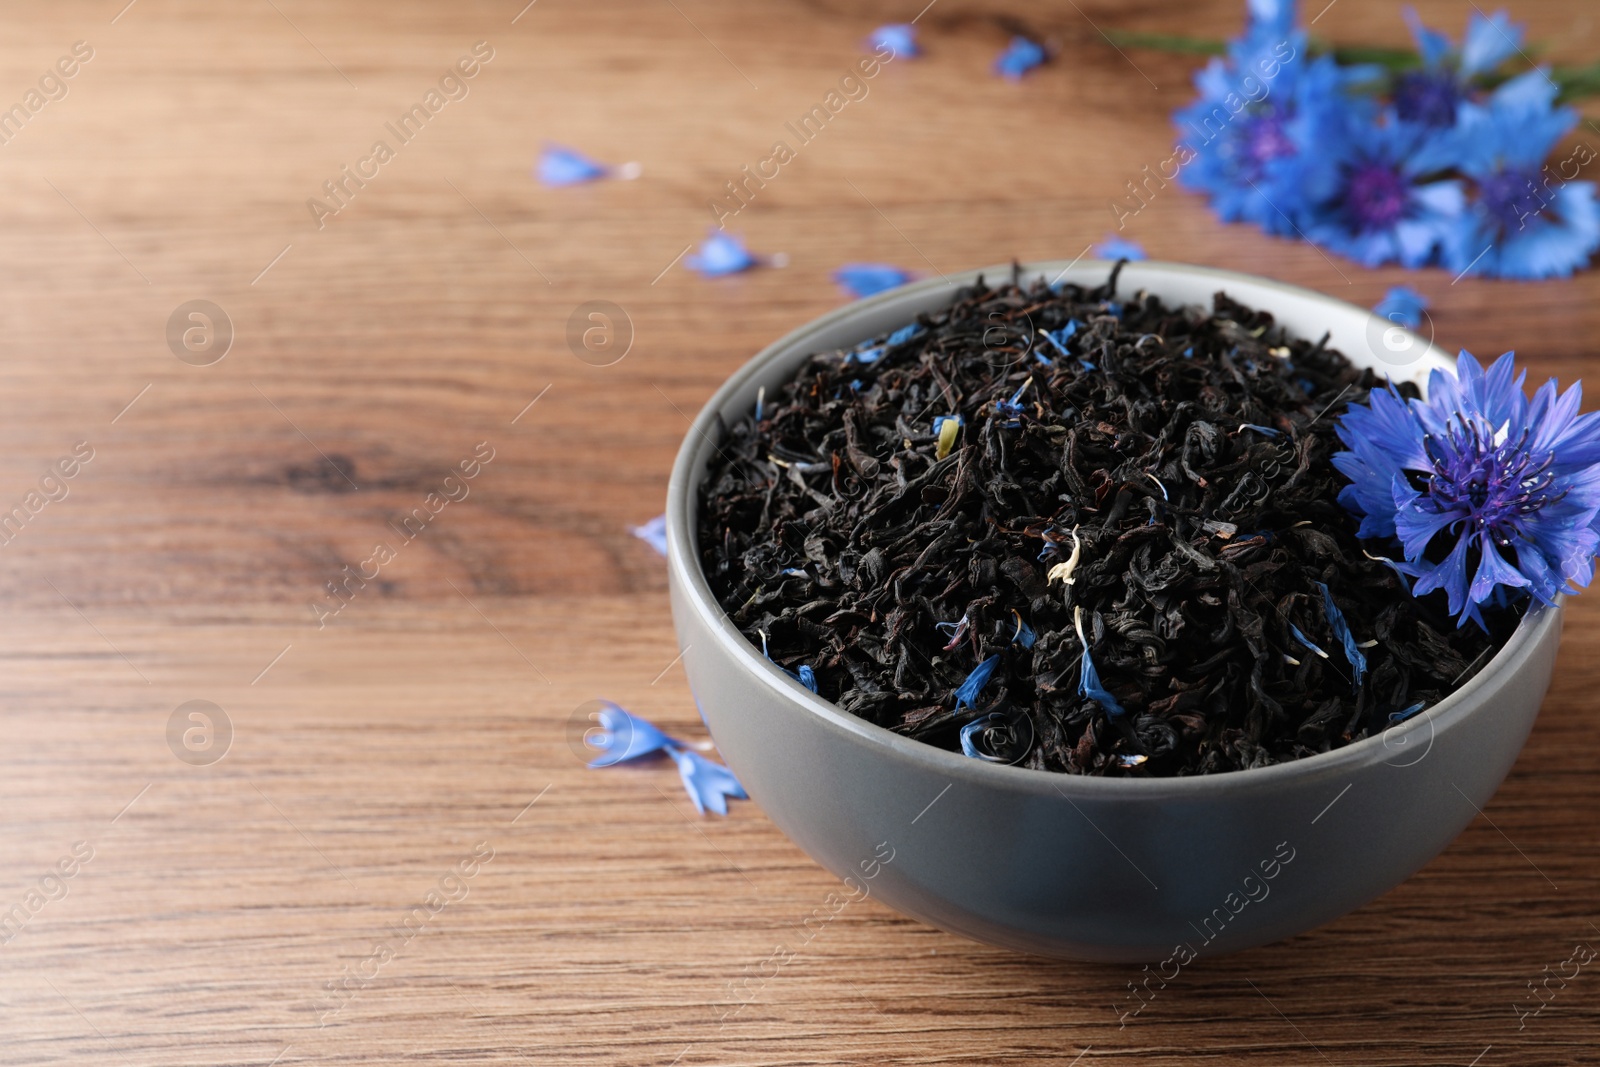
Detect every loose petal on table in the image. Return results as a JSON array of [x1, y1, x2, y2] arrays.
[[667, 745, 749, 816], [833, 263, 912, 299], [630, 514, 668, 557]]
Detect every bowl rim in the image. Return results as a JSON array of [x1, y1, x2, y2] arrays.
[[665, 258, 1562, 799]]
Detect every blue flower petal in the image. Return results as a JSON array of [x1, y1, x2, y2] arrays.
[[630, 514, 669, 557], [586, 702, 675, 767], [869, 24, 918, 58], [833, 263, 912, 299], [954, 653, 1001, 709], [686, 232, 759, 277], [538, 144, 611, 186], [1317, 583, 1369, 689], [887, 323, 922, 346], [1093, 235, 1147, 261], [795, 664, 819, 693], [1389, 701, 1427, 724], [1373, 286, 1429, 330], [1288, 623, 1329, 660], [1459, 8, 1523, 77], [666, 745, 749, 816], [994, 37, 1046, 80], [1078, 646, 1125, 717]]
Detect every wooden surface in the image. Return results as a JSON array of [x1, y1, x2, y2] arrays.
[[1, 1, 1597, 1063]]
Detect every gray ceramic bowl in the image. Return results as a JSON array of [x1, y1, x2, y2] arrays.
[[665, 260, 1562, 962]]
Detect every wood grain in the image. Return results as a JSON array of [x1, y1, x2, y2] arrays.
[[0, 1, 1597, 1063]]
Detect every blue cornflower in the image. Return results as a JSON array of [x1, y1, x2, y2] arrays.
[[1373, 285, 1430, 330], [1173, 5, 1361, 238], [953, 653, 1001, 709], [537, 143, 640, 186], [833, 263, 912, 299], [1093, 235, 1147, 261], [1394, 7, 1524, 128], [994, 37, 1046, 80], [869, 24, 918, 58], [1301, 109, 1465, 268], [1334, 350, 1600, 628], [1429, 75, 1600, 280]]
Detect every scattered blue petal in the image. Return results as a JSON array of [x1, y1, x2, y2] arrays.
[[537, 143, 611, 186], [1239, 423, 1282, 437], [953, 653, 1002, 709], [686, 231, 760, 277], [1094, 235, 1148, 260], [1288, 623, 1329, 660], [1389, 701, 1426, 724], [933, 414, 964, 435], [1078, 647, 1125, 717], [959, 709, 1033, 763], [630, 514, 668, 557], [1318, 582, 1369, 688], [959, 713, 1005, 760], [887, 323, 922, 346], [1012, 613, 1037, 649], [795, 664, 818, 693], [1041, 321, 1078, 362], [1373, 286, 1430, 331], [847, 345, 884, 364], [666, 745, 749, 816], [584, 702, 675, 767], [869, 23, 919, 58], [994, 36, 1046, 80], [996, 379, 1032, 421], [834, 263, 912, 299]]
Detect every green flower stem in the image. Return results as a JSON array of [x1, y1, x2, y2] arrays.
[[1101, 28, 1600, 102]]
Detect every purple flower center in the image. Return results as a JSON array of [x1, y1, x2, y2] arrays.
[[1343, 162, 1410, 232], [1420, 417, 1561, 543], [1242, 113, 1295, 172], [1394, 71, 1462, 129], [1477, 167, 1547, 235]]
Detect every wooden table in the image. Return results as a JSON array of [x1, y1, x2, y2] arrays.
[[1, 1, 1596, 1063]]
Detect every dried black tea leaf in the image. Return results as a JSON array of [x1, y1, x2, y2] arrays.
[[696, 266, 1517, 776]]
